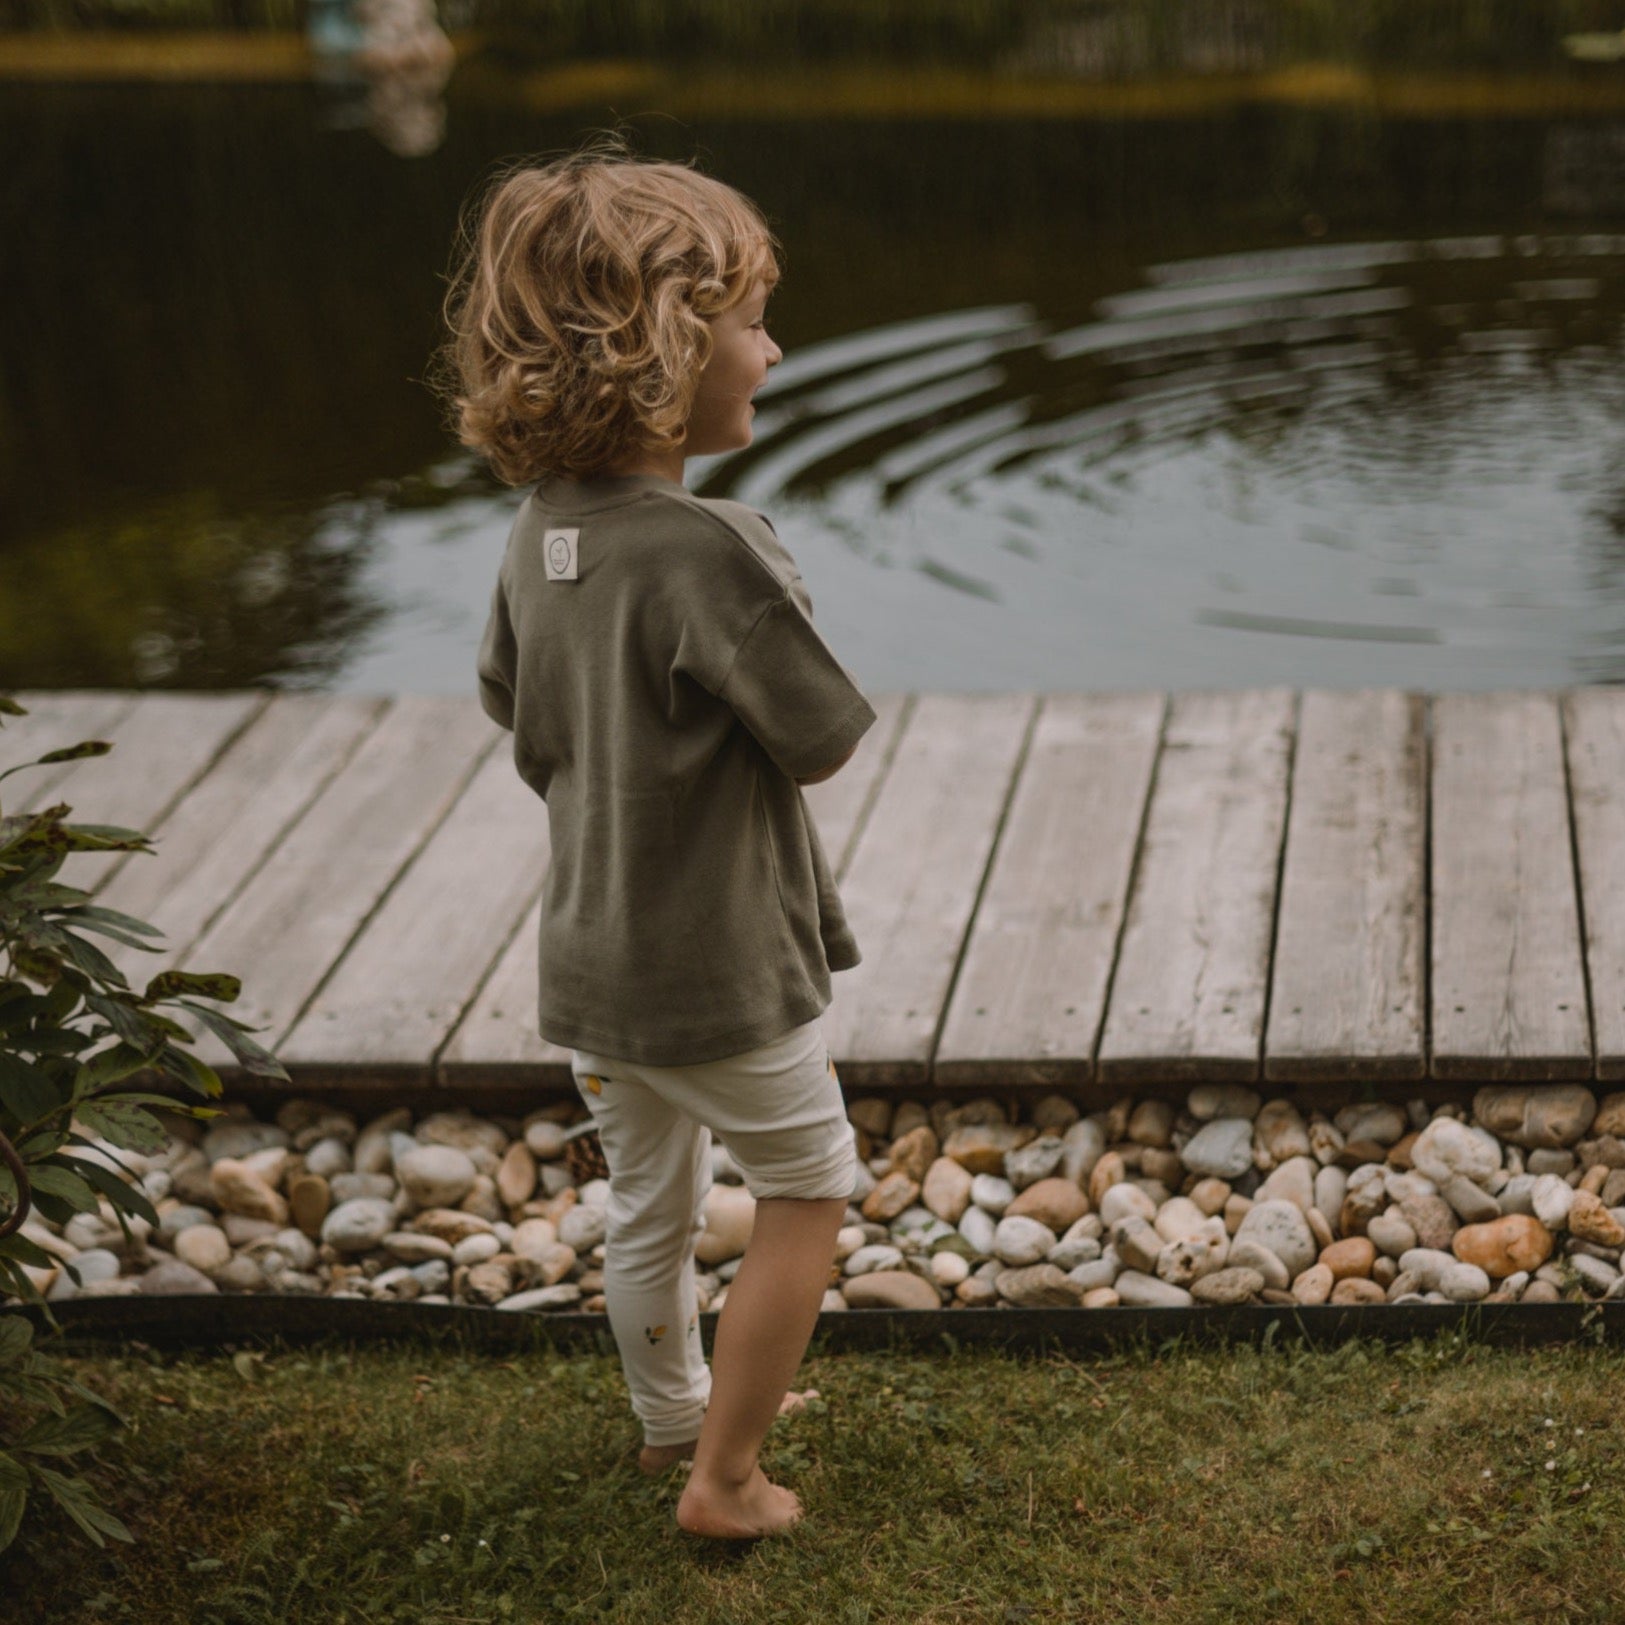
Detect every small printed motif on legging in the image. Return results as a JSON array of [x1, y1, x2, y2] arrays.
[[581, 1074, 602, 1095], [689, 1313, 699, 1335], [644, 1324, 666, 1344], [827, 1053, 837, 1081]]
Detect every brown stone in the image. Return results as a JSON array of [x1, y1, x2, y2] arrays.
[[846, 1097, 894, 1139], [842, 1270, 942, 1310], [1398, 1193, 1458, 1251], [1088, 1150, 1126, 1208], [1329, 1277, 1387, 1305], [1388, 1131, 1418, 1169], [1335, 1138, 1390, 1171], [1451, 1213, 1554, 1279], [1319, 1237, 1376, 1280], [1472, 1083, 1597, 1149], [862, 1171, 921, 1223], [941, 1122, 1036, 1176], [1568, 1190, 1625, 1247], [921, 1157, 974, 1224], [889, 1125, 940, 1184], [1005, 1176, 1089, 1233], [1577, 1135, 1625, 1171], [955, 1275, 1000, 1307], [413, 1207, 498, 1245], [993, 1263, 1085, 1307], [210, 1158, 288, 1225], [1292, 1263, 1334, 1304], [1594, 1092, 1625, 1138], [288, 1173, 330, 1239], [496, 1142, 537, 1209]]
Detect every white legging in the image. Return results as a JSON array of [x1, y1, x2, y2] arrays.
[[569, 1016, 859, 1447]]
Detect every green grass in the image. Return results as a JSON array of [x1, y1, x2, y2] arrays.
[[12, 1324, 1625, 1623]]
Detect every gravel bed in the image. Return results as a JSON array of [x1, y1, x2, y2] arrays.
[[10, 1083, 1625, 1315]]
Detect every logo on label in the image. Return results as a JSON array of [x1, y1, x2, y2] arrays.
[[543, 527, 580, 581]]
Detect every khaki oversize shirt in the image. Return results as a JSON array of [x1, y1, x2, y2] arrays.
[[476, 471, 877, 1065]]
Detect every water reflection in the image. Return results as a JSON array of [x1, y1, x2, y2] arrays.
[[5, 65, 1625, 693], [683, 233, 1625, 690]]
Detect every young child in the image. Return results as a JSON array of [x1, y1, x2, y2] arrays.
[[437, 133, 877, 1541]]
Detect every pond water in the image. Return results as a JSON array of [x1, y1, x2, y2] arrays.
[[5, 15, 1625, 696]]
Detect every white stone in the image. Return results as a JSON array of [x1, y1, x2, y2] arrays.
[[1113, 1270, 1194, 1307], [1098, 1183, 1157, 1226], [1531, 1174, 1576, 1231], [1410, 1118, 1500, 1187], [452, 1233, 502, 1266], [173, 1224, 231, 1273], [321, 1197, 396, 1253], [1152, 1197, 1210, 1244], [395, 1144, 478, 1209], [558, 1204, 607, 1253], [1059, 1118, 1105, 1186], [1437, 1261, 1492, 1301], [992, 1215, 1057, 1267], [969, 1174, 1016, 1214], [958, 1205, 997, 1256], [844, 1244, 905, 1277], [1365, 1211, 1417, 1258], [1181, 1118, 1256, 1179], [1231, 1200, 1316, 1278]]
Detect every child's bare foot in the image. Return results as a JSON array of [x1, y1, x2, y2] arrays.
[[637, 1388, 819, 1475], [675, 1462, 804, 1539]]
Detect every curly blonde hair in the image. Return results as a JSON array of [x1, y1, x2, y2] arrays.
[[434, 131, 783, 485]]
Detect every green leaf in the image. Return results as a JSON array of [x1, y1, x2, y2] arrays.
[[0, 1315, 33, 1361], [18, 1399, 123, 1457], [0, 1456, 27, 1555], [76, 1043, 162, 1091], [56, 1156, 158, 1228], [54, 930, 129, 992], [0, 1052, 64, 1123], [175, 1001, 287, 1081], [34, 742, 114, 767], [145, 969, 241, 1004], [154, 1044, 224, 1099], [0, 1233, 56, 1270], [35, 1465, 134, 1547], [72, 1099, 168, 1155], [57, 905, 162, 941], [23, 1165, 100, 1215]]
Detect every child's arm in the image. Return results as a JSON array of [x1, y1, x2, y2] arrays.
[[476, 571, 517, 732]]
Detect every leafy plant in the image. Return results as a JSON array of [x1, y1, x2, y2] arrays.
[[0, 693, 289, 1555]]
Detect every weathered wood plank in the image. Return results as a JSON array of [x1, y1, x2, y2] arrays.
[[96, 694, 388, 990], [2, 691, 143, 809], [1564, 688, 1625, 1080], [800, 691, 911, 882], [933, 692, 1164, 1088], [1264, 689, 1427, 1082], [14, 691, 268, 895], [1431, 691, 1591, 1080], [278, 728, 547, 1082], [1097, 688, 1295, 1083], [177, 696, 499, 1073], [821, 692, 1037, 1088]]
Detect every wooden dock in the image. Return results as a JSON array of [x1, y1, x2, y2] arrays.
[[4, 687, 1623, 1112]]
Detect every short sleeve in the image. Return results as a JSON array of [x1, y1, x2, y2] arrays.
[[476, 572, 517, 731], [717, 586, 877, 780]]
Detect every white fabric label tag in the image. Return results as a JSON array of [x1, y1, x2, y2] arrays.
[[543, 528, 580, 581]]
